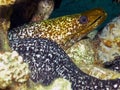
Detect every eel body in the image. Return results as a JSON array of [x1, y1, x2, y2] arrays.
[[8, 8, 107, 50], [10, 37, 120, 90], [104, 57, 120, 73]]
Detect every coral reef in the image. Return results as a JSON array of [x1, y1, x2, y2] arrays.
[[0, 51, 29, 89], [97, 16, 120, 62], [66, 38, 120, 80], [10, 0, 54, 29], [0, 0, 29, 89], [79, 64, 120, 80], [31, 0, 54, 22], [0, 0, 15, 5], [1, 0, 120, 89], [66, 38, 95, 65], [28, 78, 72, 90]]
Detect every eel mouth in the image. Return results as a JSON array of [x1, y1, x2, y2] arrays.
[[83, 8, 107, 29], [63, 8, 107, 50], [77, 8, 107, 38], [89, 15, 102, 27]]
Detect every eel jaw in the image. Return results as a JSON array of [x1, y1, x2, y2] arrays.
[[79, 8, 107, 37], [64, 8, 107, 50]]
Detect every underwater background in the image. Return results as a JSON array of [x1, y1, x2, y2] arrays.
[[51, 0, 120, 30], [1, 0, 120, 89]]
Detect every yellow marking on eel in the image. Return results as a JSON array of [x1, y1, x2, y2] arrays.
[[9, 8, 107, 50]]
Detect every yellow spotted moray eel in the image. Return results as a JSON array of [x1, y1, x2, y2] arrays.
[[8, 8, 120, 89], [8, 8, 106, 50], [10, 38, 120, 90]]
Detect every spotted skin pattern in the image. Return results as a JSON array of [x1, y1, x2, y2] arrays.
[[10, 38, 120, 90], [8, 8, 107, 50], [104, 57, 120, 73]]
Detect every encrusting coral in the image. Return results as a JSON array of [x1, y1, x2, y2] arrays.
[[0, 0, 15, 5], [0, 0, 73, 90], [0, 51, 29, 89], [66, 38, 120, 80], [2, 0, 120, 90], [0, 0, 30, 89], [27, 78, 72, 90], [97, 16, 120, 62]]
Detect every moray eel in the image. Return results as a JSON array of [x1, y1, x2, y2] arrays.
[[8, 8, 107, 50], [104, 57, 120, 73], [10, 37, 120, 90]]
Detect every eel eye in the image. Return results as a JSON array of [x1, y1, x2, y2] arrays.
[[79, 16, 88, 24]]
